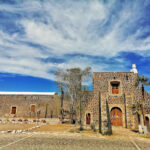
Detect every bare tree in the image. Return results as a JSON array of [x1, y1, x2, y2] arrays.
[[54, 73, 66, 123], [55, 67, 91, 126]]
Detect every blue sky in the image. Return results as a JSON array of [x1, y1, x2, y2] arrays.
[[0, 0, 150, 92]]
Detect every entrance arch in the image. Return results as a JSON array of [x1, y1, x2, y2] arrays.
[[110, 107, 123, 126]]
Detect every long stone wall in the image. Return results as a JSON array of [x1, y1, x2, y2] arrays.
[[0, 93, 60, 118]]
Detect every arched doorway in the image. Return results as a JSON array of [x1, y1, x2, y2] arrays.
[[110, 107, 123, 126], [86, 113, 91, 125], [145, 116, 150, 132]]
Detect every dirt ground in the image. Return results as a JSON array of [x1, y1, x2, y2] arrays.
[[0, 124, 150, 150], [0, 123, 36, 131], [27, 124, 74, 132]]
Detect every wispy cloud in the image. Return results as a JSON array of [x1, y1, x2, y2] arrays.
[[0, 0, 150, 80]]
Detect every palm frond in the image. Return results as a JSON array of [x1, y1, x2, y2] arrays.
[[135, 75, 150, 86]]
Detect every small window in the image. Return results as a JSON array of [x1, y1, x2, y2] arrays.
[[111, 81, 120, 94], [11, 107, 16, 114], [31, 105, 35, 112]]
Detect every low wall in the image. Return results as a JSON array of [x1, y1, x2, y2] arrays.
[[0, 118, 60, 124]]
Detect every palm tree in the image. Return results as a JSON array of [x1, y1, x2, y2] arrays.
[[135, 75, 150, 127], [131, 102, 142, 124]]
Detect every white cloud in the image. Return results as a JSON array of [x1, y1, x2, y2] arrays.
[[0, 0, 150, 80], [20, 1, 150, 56]]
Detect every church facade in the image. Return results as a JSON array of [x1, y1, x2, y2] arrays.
[[84, 65, 150, 131]]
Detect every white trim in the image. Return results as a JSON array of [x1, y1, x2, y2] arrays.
[[0, 92, 56, 95]]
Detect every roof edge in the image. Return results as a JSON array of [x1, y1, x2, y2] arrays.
[[0, 92, 56, 95]]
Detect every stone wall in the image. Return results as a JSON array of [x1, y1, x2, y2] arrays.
[[0, 93, 60, 119]]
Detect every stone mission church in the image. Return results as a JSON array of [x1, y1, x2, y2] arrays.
[[85, 64, 150, 131], [0, 64, 150, 131]]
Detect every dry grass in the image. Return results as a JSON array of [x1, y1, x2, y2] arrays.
[[28, 124, 74, 132], [0, 123, 36, 131], [112, 127, 150, 139], [140, 134, 150, 139], [69, 126, 150, 140]]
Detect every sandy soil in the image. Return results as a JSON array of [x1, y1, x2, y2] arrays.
[[27, 124, 74, 132], [0, 133, 149, 150], [0, 124, 150, 150], [0, 123, 36, 131]]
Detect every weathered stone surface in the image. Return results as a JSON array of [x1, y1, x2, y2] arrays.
[[0, 93, 70, 119]]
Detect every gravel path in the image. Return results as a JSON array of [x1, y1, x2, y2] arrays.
[[0, 125, 150, 150], [0, 133, 149, 150]]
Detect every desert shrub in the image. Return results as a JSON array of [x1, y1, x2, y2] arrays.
[[18, 119, 22, 122], [79, 126, 84, 131], [90, 123, 96, 132], [41, 120, 46, 123]]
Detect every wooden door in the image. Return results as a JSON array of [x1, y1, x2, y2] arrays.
[[110, 108, 122, 126], [86, 113, 91, 125], [11, 107, 16, 114]]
